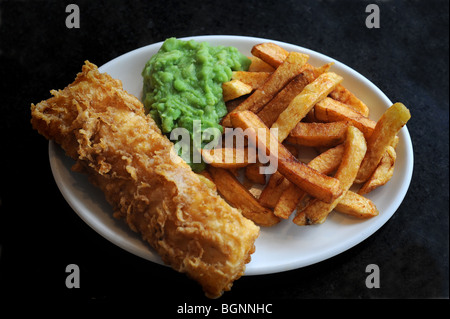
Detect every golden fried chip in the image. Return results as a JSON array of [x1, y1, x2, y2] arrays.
[[329, 84, 370, 116], [208, 166, 280, 226], [257, 63, 332, 127], [222, 52, 309, 126], [358, 146, 396, 194], [271, 72, 343, 142], [355, 103, 410, 183], [231, 71, 271, 89], [335, 190, 379, 218], [230, 110, 343, 204], [201, 147, 257, 168], [222, 80, 253, 102], [293, 126, 367, 225], [248, 56, 276, 72], [251, 42, 289, 68], [286, 121, 349, 147], [259, 171, 291, 209], [315, 97, 376, 138], [274, 144, 345, 219]]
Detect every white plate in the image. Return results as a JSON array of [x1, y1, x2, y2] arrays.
[[49, 35, 413, 276]]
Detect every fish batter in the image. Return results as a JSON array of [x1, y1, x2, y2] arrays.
[[31, 61, 260, 298]]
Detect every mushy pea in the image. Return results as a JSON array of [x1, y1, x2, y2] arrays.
[[142, 37, 251, 171]]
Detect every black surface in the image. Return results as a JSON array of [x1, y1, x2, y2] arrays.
[[0, 0, 448, 308]]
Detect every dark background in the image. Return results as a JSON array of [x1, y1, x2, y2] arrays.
[[0, 0, 448, 308]]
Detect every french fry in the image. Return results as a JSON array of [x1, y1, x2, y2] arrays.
[[222, 80, 253, 102], [391, 135, 399, 149], [283, 142, 299, 158], [248, 56, 276, 72], [230, 110, 342, 204], [245, 162, 266, 184], [304, 63, 334, 81], [293, 126, 367, 225], [335, 190, 379, 218], [252, 42, 369, 118], [314, 97, 376, 139], [226, 95, 248, 113], [215, 43, 409, 229], [259, 171, 291, 209], [276, 185, 380, 220], [231, 71, 271, 89], [251, 42, 289, 68], [271, 72, 343, 142], [273, 184, 303, 219], [208, 166, 280, 226], [274, 144, 345, 219], [286, 121, 349, 147], [302, 144, 345, 175], [257, 73, 311, 127], [222, 51, 309, 126], [329, 84, 370, 117], [355, 102, 410, 183], [257, 143, 298, 209], [257, 63, 332, 127], [201, 147, 257, 168], [358, 145, 396, 195]]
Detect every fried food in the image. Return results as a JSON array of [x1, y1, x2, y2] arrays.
[[315, 97, 376, 138], [336, 190, 379, 218], [230, 110, 343, 204], [257, 63, 332, 127], [251, 42, 289, 68], [293, 126, 367, 225], [258, 171, 291, 209], [208, 166, 280, 227], [271, 72, 343, 142], [222, 51, 309, 126], [248, 56, 276, 72], [257, 73, 311, 126], [30, 61, 260, 298], [231, 71, 271, 89], [358, 145, 397, 195], [355, 102, 410, 183], [286, 121, 349, 147], [222, 79, 253, 102], [329, 84, 370, 116], [274, 144, 345, 219], [222, 41, 410, 228], [201, 147, 257, 168], [244, 162, 266, 184]]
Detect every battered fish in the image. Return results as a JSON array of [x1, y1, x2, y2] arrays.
[[31, 61, 260, 298]]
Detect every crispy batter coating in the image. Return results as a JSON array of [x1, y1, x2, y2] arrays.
[[31, 61, 260, 298]]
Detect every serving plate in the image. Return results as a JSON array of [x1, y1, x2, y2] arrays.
[[49, 35, 413, 275]]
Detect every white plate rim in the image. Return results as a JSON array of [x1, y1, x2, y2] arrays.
[[48, 35, 414, 276]]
